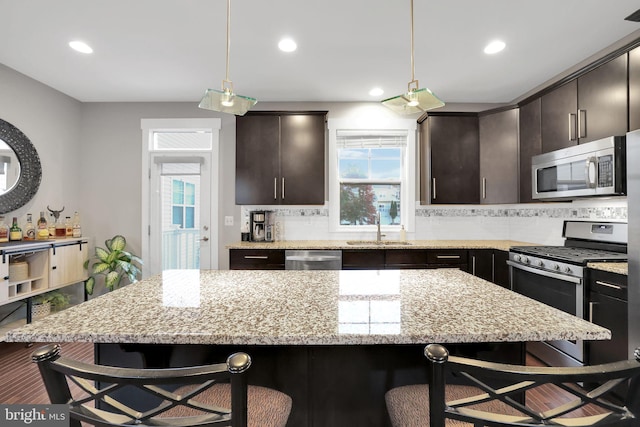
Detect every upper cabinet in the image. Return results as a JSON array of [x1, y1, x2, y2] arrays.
[[478, 108, 519, 204], [630, 46, 640, 132], [541, 55, 628, 152], [420, 114, 479, 204], [518, 99, 542, 203], [236, 111, 327, 205]]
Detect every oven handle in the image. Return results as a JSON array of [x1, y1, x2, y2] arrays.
[[507, 260, 582, 284]]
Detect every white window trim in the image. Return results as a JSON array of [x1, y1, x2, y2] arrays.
[[328, 118, 416, 234]]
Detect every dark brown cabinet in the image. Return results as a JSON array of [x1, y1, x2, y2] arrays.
[[342, 249, 468, 270], [541, 55, 627, 153], [518, 99, 542, 203], [229, 249, 285, 270], [478, 108, 519, 204], [630, 46, 640, 132], [235, 111, 326, 205], [468, 249, 509, 288], [420, 114, 479, 204]]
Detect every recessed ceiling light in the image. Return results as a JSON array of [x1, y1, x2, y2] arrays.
[[278, 38, 297, 52], [484, 40, 506, 54], [369, 87, 384, 97], [69, 40, 93, 54]]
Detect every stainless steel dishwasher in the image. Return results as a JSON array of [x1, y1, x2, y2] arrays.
[[285, 250, 342, 270]]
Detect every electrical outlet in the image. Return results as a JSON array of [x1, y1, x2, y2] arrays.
[[224, 216, 234, 226]]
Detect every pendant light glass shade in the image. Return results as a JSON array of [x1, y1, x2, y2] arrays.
[[382, 0, 444, 114], [198, 0, 257, 116]]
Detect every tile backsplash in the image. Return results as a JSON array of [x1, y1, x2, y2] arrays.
[[240, 198, 627, 245]]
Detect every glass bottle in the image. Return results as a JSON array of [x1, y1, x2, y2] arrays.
[[37, 211, 49, 240], [55, 216, 66, 238], [72, 211, 82, 237], [0, 216, 8, 243], [48, 214, 56, 238], [24, 213, 36, 240], [65, 216, 73, 237], [9, 217, 22, 241]]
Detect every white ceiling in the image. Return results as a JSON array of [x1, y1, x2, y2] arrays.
[[1, 0, 640, 106]]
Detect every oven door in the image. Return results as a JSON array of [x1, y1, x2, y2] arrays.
[[508, 260, 584, 366]]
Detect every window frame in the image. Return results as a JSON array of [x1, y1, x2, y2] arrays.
[[328, 118, 416, 234]]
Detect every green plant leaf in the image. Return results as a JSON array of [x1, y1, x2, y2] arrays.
[[105, 271, 120, 291], [92, 262, 111, 275], [85, 277, 95, 295], [110, 235, 127, 252], [95, 247, 110, 263]]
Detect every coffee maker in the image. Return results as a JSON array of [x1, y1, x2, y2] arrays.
[[250, 210, 275, 242]]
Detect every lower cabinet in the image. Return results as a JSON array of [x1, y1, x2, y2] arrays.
[[468, 249, 510, 288], [587, 269, 628, 365], [229, 249, 285, 270], [341, 250, 386, 270], [343, 249, 468, 270]]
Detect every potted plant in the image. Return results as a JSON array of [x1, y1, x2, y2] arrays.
[[32, 290, 71, 318], [84, 235, 143, 295]]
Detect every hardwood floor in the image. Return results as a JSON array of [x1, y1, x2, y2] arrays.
[[0, 341, 93, 405], [0, 343, 610, 422]]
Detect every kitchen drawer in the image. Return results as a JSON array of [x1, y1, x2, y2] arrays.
[[426, 249, 468, 266], [384, 249, 429, 269], [229, 249, 285, 270], [342, 250, 385, 270], [588, 269, 627, 301]]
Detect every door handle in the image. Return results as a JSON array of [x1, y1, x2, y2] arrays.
[[274, 178, 277, 200], [595, 280, 622, 290], [568, 113, 577, 141], [589, 302, 597, 323], [282, 177, 285, 199], [578, 109, 587, 139], [432, 178, 437, 200], [200, 236, 209, 242], [482, 178, 487, 199]]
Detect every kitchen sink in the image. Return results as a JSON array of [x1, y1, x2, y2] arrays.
[[345, 240, 413, 246]]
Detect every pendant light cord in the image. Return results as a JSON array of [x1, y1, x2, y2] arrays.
[[223, 0, 232, 90], [410, 0, 415, 84]]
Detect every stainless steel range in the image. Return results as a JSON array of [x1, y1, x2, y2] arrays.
[[508, 220, 627, 367]]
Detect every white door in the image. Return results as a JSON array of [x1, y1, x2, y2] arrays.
[[149, 153, 212, 274]]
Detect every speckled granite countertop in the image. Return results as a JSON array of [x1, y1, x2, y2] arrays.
[[6, 269, 609, 345], [227, 240, 537, 252], [587, 262, 628, 275]]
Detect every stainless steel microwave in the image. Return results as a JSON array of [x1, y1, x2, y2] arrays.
[[531, 136, 626, 200]]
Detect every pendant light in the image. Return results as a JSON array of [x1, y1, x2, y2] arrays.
[[199, 0, 257, 115], [381, 0, 444, 114]]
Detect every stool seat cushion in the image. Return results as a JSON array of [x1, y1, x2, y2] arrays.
[[169, 383, 292, 427], [385, 383, 521, 426]]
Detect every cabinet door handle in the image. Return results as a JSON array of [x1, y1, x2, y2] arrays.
[[282, 177, 285, 199], [482, 178, 487, 199], [472, 256, 476, 275], [578, 109, 587, 139], [568, 113, 577, 141], [589, 302, 596, 323], [595, 280, 622, 290], [432, 178, 437, 200], [244, 255, 268, 260], [437, 255, 460, 259], [274, 177, 277, 200]]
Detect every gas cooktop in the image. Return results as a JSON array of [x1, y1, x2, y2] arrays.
[[510, 245, 628, 265]]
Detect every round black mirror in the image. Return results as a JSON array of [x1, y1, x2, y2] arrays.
[[0, 118, 42, 214]]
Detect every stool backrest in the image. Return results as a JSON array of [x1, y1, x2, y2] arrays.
[[32, 344, 250, 427], [425, 344, 640, 427]]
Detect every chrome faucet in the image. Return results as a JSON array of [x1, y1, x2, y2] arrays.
[[376, 211, 382, 242]]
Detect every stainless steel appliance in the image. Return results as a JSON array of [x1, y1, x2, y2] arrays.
[[508, 220, 628, 367], [285, 250, 342, 270], [531, 136, 626, 200], [249, 210, 275, 242], [626, 129, 640, 359]]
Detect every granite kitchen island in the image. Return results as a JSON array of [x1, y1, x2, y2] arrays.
[[7, 269, 609, 427]]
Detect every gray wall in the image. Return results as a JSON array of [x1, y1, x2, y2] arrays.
[[0, 64, 83, 221]]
